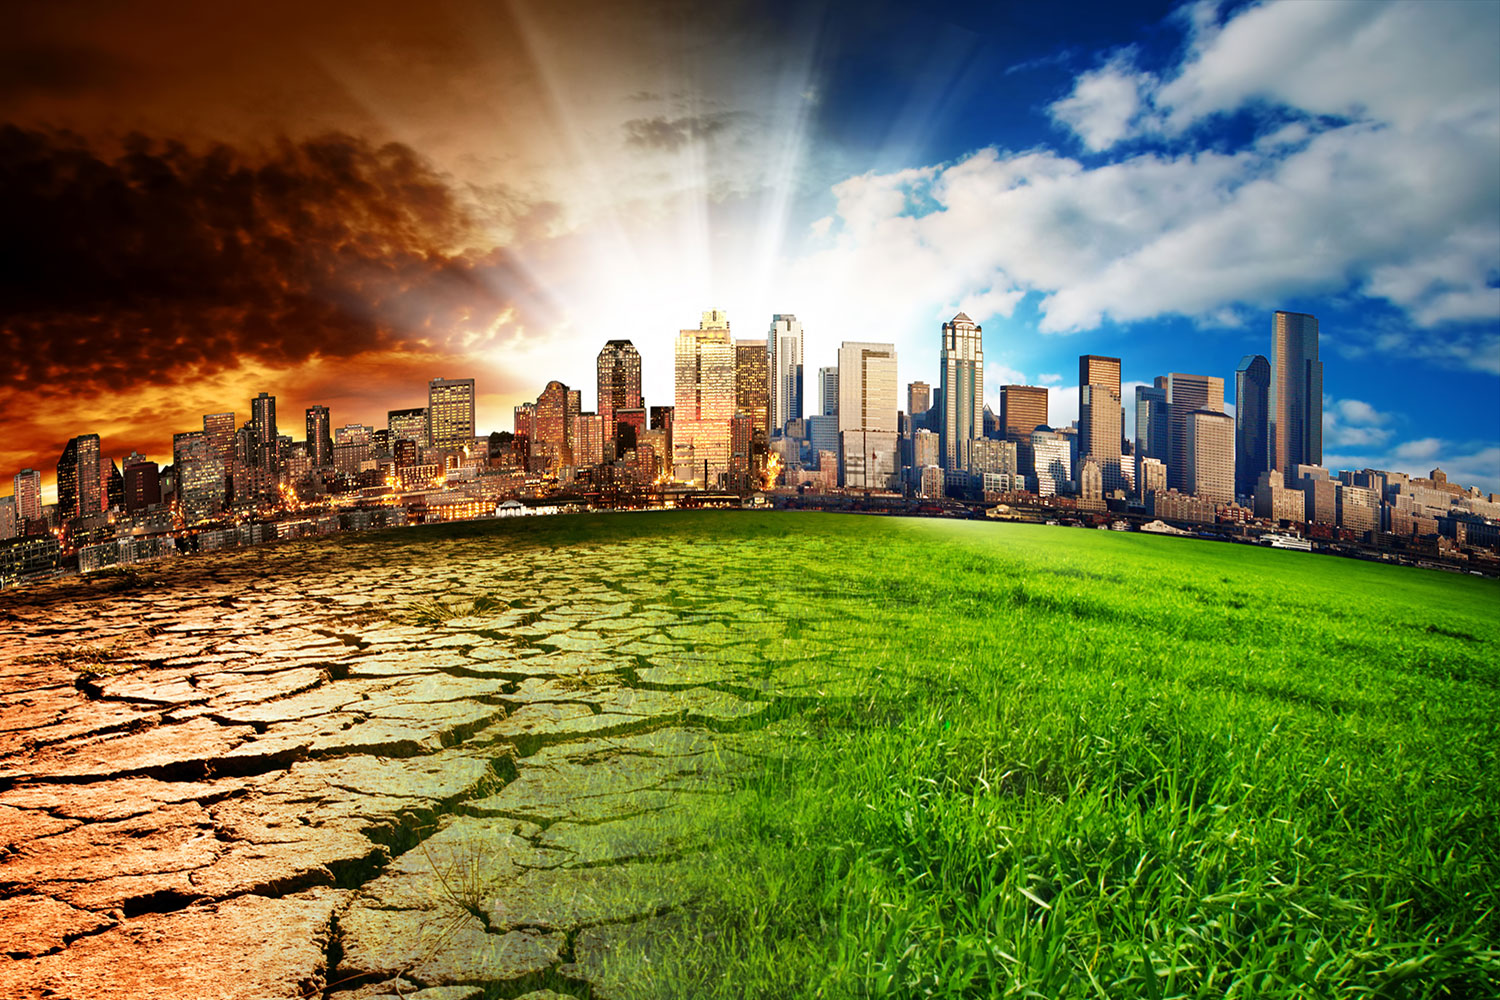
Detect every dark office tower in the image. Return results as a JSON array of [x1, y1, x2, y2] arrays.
[[123, 458, 161, 512], [1135, 381, 1169, 462], [305, 405, 333, 468], [649, 405, 674, 460], [999, 385, 1049, 442], [1270, 311, 1323, 485], [1078, 355, 1124, 493], [1165, 373, 1225, 492], [56, 434, 102, 521], [105, 461, 123, 511], [820, 367, 840, 418], [940, 313, 984, 471], [735, 338, 771, 436], [250, 392, 278, 471], [597, 340, 644, 431], [1235, 355, 1271, 499], [908, 381, 931, 417]]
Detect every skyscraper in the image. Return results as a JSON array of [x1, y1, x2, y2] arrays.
[[734, 338, 770, 436], [908, 381, 932, 417], [768, 314, 803, 435], [57, 434, 101, 521], [999, 385, 1048, 442], [819, 366, 839, 417], [837, 341, 899, 489], [1187, 409, 1235, 504], [1270, 311, 1323, 484], [535, 380, 571, 468], [674, 312, 735, 485], [597, 340, 644, 434], [250, 392, 278, 471], [1078, 354, 1124, 492], [305, 405, 333, 468], [428, 377, 477, 452], [1235, 355, 1271, 499], [1165, 373, 1225, 492], [1134, 381, 1169, 462], [388, 408, 427, 448], [123, 457, 161, 512], [13, 469, 43, 523], [940, 313, 984, 471], [174, 431, 225, 526]]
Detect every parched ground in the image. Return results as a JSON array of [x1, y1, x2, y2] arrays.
[[0, 516, 790, 1000]]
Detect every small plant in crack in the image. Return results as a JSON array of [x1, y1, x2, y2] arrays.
[[20, 642, 135, 677], [390, 594, 509, 626]]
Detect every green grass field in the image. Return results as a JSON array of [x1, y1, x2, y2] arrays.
[[391, 511, 1500, 998]]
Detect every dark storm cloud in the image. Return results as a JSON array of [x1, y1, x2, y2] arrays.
[[622, 112, 748, 152], [0, 127, 556, 395], [0, 43, 128, 98]]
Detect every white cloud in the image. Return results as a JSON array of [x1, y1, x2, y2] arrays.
[[1037, 372, 1063, 385], [1157, 0, 1500, 133], [1049, 52, 1152, 152], [1322, 397, 1395, 449], [785, 0, 1499, 369]]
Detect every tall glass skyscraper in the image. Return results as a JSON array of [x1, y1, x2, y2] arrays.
[[767, 314, 803, 435], [1270, 311, 1322, 485], [940, 313, 983, 471], [1235, 354, 1271, 499], [1165, 372, 1224, 492], [1078, 354, 1124, 492]]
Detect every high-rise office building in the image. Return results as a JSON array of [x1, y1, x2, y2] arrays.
[[388, 407, 428, 448], [1135, 381, 1170, 463], [999, 385, 1049, 442], [1165, 373, 1225, 492], [819, 367, 839, 418], [535, 380, 571, 468], [674, 313, 735, 485], [203, 412, 236, 467], [837, 342, 899, 435], [428, 377, 477, 452], [1186, 409, 1235, 504], [13, 469, 43, 524], [837, 341, 899, 490], [768, 314, 803, 435], [735, 338, 770, 436], [1078, 354, 1125, 492], [597, 340, 644, 436], [1030, 427, 1072, 497], [908, 381, 932, 418], [940, 313, 984, 471], [649, 406, 674, 462], [1235, 355, 1271, 499], [123, 458, 161, 512], [573, 413, 605, 467], [1271, 311, 1323, 484], [174, 431, 225, 526], [305, 405, 333, 468], [249, 392, 278, 471], [57, 434, 102, 521]]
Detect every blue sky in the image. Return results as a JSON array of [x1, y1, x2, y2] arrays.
[[724, 0, 1499, 490]]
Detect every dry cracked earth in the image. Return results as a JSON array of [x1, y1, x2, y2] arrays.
[[0, 521, 797, 999]]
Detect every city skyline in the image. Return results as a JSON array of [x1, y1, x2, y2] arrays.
[[1, 0, 1496, 497]]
